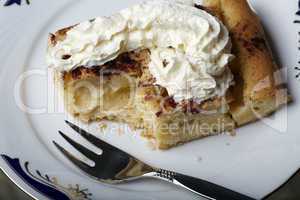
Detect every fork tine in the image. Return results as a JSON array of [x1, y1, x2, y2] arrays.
[[65, 120, 122, 152], [58, 131, 98, 161], [53, 141, 94, 173]]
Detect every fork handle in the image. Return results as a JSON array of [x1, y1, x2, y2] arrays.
[[153, 169, 255, 200]]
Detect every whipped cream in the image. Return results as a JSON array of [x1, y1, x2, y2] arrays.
[[47, 0, 234, 103], [149, 47, 234, 102]]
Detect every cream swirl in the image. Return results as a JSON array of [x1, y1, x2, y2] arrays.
[[149, 47, 234, 102], [47, 0, 234, 103]]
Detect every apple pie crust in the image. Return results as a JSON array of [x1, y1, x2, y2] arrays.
[[49, 0, 290, 149]]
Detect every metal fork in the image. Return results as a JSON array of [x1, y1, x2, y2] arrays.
[[53, 121, 255, 200]]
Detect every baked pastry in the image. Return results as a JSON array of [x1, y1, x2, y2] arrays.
[[202, 0, 290, 125], [47, 0, 289, 149]]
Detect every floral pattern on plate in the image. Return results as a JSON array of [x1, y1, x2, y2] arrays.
[[1, 155, 92, 200], [2, 0, 30, 6]]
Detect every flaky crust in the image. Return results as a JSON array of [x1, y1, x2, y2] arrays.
[[203, 0, 290, 125], [48, 0, 290, 133]]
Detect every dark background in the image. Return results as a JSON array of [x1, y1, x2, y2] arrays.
[[1, 169, 299, 200]]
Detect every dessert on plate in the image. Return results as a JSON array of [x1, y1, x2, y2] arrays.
[[47, 0, 290, 149]]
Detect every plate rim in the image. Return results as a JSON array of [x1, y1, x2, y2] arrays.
[[0, 0, 299, 199], [0, 154, 296, 200]]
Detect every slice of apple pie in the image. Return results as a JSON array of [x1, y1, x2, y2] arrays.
[[47, 0, 289, 149]]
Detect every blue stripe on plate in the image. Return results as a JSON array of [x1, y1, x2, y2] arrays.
[[1, 155, 71, 200]]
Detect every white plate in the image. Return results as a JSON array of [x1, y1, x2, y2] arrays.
[[0, 0, 299, 199]]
